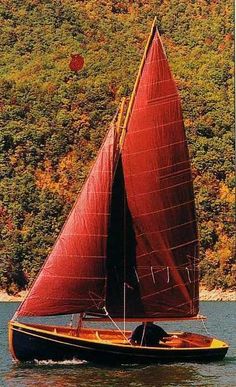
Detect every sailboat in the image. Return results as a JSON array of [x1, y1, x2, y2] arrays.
[[9, 19, 228, 365]]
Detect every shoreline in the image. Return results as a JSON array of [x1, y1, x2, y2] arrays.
[[198, 286, 236, 301], [0, 287, 235, 302]]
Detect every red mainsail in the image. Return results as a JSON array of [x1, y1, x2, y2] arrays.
[[122, 29, 199, 318], [17, 126, 117, 316]]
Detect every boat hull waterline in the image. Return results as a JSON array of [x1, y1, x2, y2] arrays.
[[9, 322, 228, 364]]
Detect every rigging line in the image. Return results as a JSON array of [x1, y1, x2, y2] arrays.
[[123, 169, 127, 336], [141, 322, 147, 346], [123, 281, 126, 336], [194, 200, 201, 313], [193, 244, 197, 315], [200, 314, 210, 335], [103, 307, 130, 344], [89, 291, 105, 310]]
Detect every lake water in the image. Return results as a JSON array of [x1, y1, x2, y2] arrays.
[[0, 302, 235, 386]]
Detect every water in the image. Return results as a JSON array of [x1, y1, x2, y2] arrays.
[[0, 302, 235, 386]]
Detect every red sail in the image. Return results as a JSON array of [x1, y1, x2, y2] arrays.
[[122, 30, 199, 318], [18, 127, 117, 316]]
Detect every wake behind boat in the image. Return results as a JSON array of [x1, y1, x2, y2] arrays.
[[9, 18, 229, 365]]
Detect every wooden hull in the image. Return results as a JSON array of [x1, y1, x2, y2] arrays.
[[9, 321, 229, 365]]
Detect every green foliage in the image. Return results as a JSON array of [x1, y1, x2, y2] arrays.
[[0, 0, 234, 291]]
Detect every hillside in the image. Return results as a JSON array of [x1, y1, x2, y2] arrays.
[[0, 0, 235, 294]]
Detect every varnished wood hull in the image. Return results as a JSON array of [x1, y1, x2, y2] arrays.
[[9, 322, 229, 365]]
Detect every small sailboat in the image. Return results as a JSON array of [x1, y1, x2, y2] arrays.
[[9, 19, 228, 365]]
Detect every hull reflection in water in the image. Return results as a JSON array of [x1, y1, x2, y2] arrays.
[[9, 322, 228, 365]]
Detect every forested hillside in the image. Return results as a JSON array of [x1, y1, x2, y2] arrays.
[[0, 0, 234, 294]]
